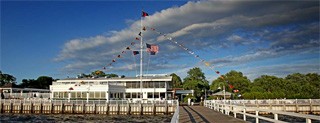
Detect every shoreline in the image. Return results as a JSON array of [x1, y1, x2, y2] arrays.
[[0, 114, 173, 123]]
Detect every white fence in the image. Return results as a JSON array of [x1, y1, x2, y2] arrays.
[[170, 101, 179, 123], [205, 99, 320, 123]]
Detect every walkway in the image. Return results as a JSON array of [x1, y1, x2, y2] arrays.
[[179, 106, 247, 123]]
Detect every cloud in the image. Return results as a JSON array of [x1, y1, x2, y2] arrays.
[[55, 1, 319, 76]]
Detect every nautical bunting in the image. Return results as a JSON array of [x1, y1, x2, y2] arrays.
[[142, 11, 149, 17], [144, 26, 236, 91]]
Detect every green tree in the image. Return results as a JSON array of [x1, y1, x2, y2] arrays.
[[170, 73, 182, 88], [0, 71, 16, 86], [183, 67, 209, 100], [19, 76, 53, 89], [211, 70, 251, 94], [91, 70, 106, 77]]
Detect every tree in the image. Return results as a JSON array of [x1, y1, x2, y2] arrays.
[[36, 76, 53, 89], [91, 70, 106, 77], [0, 71, 16, 86], [19, 76, 53, 89], [211, 70, 251, 95], [170, 73, 182, 88], [183, 67, 209, 100]]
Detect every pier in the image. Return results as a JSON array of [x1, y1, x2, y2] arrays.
[[204, 99, 320, 123], [0, 99, 178, 115]]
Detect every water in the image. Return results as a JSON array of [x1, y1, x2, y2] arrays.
[[233, 113, 320, 123], [0, 114, 172, 123]]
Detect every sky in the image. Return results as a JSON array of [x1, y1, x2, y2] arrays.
[[1, 1, 319, 84]]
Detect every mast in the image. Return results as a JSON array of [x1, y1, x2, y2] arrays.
[[140, 11, 143, 99]]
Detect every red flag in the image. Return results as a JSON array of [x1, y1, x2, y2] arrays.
[[228, 84, 234, 89], [133, 51, 139, 55], [142, 11, 149, 17]]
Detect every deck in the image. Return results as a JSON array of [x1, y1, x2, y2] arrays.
[[179, 106, 247, 123]]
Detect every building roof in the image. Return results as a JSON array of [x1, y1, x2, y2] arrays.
[[55, 76, 172, 83], [211, 91, 233, 96]]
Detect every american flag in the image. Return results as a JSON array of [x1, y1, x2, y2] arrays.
[[146, 43, 159, 54]]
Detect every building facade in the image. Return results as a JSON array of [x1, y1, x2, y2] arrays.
[[50, 75, 173, 102]]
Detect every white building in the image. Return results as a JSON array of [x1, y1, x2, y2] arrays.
[[49, 75, 173, 102]]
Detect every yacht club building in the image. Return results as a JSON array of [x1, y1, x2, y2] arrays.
[[50, 74, 173, 101]]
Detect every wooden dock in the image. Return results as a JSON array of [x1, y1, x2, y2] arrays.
[[179, 106, 247, 123], [0, 99, 177, 115]]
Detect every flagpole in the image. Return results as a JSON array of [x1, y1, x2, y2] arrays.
[[140, 11, 143, 100]]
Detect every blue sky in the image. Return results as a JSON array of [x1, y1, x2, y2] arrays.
[[1, 1, 319, 84]]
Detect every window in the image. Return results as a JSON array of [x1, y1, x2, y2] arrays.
[[160, 82, 165, 88], [132, 93, 137, 98], [95, 92, 101, 99], [148, 92, 153, 98], [154, 92, 159, 98], [143, 82, 148, 88], [81, 92, 86, 98], [101, 92, 106, 99], [53, 92, 59, 98], [126, 93, 131, 98], [126, 82, 131, 88]]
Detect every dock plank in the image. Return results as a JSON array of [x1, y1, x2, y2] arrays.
[[179, 106, 247, 123]]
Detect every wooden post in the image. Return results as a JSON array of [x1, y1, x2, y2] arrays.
[[30, 103, 34, 114], [117, 104, 120, 115], [255, 110, 259, 123], [274, 113, 278, 120], [153, 103, 155, 115], [61, 103, 65, 114], [83, 103, 85, 114], [309, 99, 312, 113], [20, 102, 23, 114], [72, 103, 75, 114], [40, 103, 43, 114], [165, 101, 168, 115], [243, 108, 246, 121], [0, 102, 2, 113], [140, 103, 143, 115], [234, 107, 236, 118], [10, 103, 13, 113], [306, 118, 311, 123], [106, 103, 109, 115], [96, 104, 99, 114], [51, 103, 54, 114]]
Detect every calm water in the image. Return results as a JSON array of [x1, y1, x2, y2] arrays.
[[0, 114, 172, 123], [234, 113, 320, 123]]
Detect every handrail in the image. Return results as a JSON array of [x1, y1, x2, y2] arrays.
[[205, 100, 320, 123], [170, 100, 179, 123]]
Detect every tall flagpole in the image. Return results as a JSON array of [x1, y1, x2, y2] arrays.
[[140, 11, 143, 99]]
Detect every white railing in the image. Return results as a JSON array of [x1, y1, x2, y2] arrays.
[[205, 100, 320, 123], [0, 98, 178, 105], [212, 99, 320, 105], [170, 100, 179, 123]]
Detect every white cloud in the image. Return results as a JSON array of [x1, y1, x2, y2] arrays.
[[55, 1, 319, 76]]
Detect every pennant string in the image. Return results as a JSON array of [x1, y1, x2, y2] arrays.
[[145, 26, 235, 90]]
